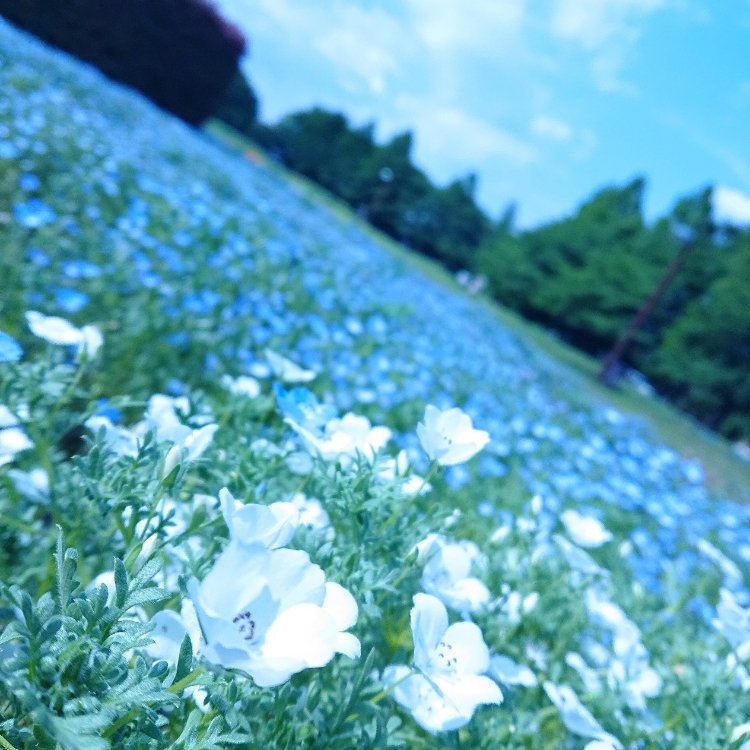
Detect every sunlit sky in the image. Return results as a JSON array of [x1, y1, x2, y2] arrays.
[[213, 0, 750, 228]]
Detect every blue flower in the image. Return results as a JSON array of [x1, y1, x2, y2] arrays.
[[18, 173, 40, 191], [274, 384, 336, 430], [14, 198, 56, 229], [0, 331, 22, 362], [55, 288, 89, 313]]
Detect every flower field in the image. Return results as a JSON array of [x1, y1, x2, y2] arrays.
[[2, 19, 750, 749]]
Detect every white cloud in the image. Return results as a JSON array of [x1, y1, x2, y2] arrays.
[[406, 0, 526, 54], [550, 0, 666, 48], [392, 96, 537, 169], [531, 115, 573, 142], [550, 0, 669, 91], [314, 17, 404, 95], [713, 186, 750, 227]]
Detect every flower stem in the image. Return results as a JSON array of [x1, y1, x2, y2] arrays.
[[168, 667, 205, 694], [0, 733, 18, 750], [369, 669, 414, 705]]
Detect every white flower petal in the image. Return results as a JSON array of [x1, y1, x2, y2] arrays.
[[411, 594, 449, 672], [265, 349, 316, 383], [322, 582, 358, 631], [220, 487, 300, 548], [561, 510, 612, 548], [489, 654, 537, 687], [183, 423, 217, 461], [385, 668, 469, 733], [435, 673, 502, 718], [439, 621, 491, 675], [25, 310, 81, 345], [145, 610, 188, 664]]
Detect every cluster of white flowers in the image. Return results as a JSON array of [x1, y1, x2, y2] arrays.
[[86, 393, 217, 474], [379, 405, 504, 732], [413, 534, 490, 616]]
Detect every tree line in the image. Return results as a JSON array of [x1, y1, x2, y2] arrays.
[[249, 111, 750, 443]]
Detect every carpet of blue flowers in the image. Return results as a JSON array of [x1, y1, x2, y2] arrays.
[[2, 19, 750, 750]]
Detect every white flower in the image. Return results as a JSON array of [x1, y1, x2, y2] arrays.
[[560, 510, 612, 548], [25, 310, 81, 345], [144, 602, 208, 711], [489, 654, 537, 687], [732, 722, 750, 743], [0, 425, 34, 466], [697, 538, 743, 587], [25, 310, 102, 357], [554, 535, 607, 578], [414, 534, 490, 615], [145, 602, 201, 664], [607, 648, 662, 711], [543, 682, 622, 748], [221, 374, 261, 399], [416, 405, 489, 466], [713, 588, 750, 657], [383, 593, 502, 733], [288, 412, 391, 465], [376, 450, 431, 496], [187, 539, 359, 687], [584, 588, 641, 657], [566, 652, 602, 693], [8, 468, 49, 502], [265, 348, 316, 383], [288, 492, 334, 538], [219, 487, 299, 548], [85, 414, 140, 456], [78, 324, 103, 358], [143, 395, 218, 461]]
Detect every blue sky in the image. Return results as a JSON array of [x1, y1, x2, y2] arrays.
[[213, 0, 750, 228]]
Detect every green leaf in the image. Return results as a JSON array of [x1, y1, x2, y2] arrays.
[[123, 587, 170, 610], [113, 558, 128, 609], [173, 632, 194, 684], [54, 528, 79, 612]]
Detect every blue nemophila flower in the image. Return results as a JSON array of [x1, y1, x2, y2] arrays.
[[27, 247, 50, 266], [0, 331, 22, 362], [417, 405, 490, 466], [61, 259, 102, 279], [275, 385, 336, 430], [382, 593, 502, 733], [18, 173, 40, 191], [13, 197, 56, 228], [55, 288, 89, 313]]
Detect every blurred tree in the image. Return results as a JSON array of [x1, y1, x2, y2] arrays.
[[0, 0, 246, 124], [655, 233, 750, 437], [213, 71, 259, 136]]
